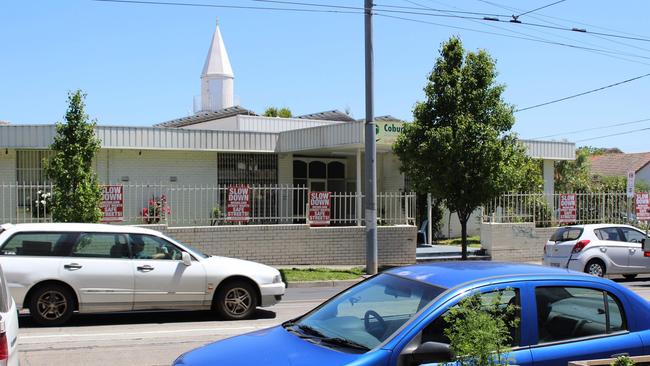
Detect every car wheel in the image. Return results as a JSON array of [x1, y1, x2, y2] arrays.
[[623, 274, 638, 280], [584, 259, 606, 277], [29, 284, 75, 326], [214, 280, 258, 320]]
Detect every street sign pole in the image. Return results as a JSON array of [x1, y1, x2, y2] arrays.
[[364, 0, 377, 275]]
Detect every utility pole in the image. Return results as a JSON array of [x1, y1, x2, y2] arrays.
[[364, 0, 378, 275]]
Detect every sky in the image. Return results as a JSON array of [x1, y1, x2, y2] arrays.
[[2, 0, 650, 152]]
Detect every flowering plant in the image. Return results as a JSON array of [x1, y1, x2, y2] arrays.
[[141, 195, 171, 224], [29, 190, 52, 218]]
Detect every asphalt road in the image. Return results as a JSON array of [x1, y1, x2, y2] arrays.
[[16, 275, 650, 366], [17, 286, 348, 366]]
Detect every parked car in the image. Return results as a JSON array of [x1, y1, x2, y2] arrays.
[[173, 261, 650, 366], [0, 223, 285, 325], [543, 224, 650, 278], [0, 264, 18, 366]]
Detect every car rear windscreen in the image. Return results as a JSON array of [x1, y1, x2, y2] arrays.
[[550, 227, 583, 242]]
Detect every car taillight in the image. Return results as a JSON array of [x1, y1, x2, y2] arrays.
[[572, 240, 591, 253], [0, 334, 7, 363], [644, 251, 650, 257]]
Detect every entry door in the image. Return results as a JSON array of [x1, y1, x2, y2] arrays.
[[130, 234, 207, 310]]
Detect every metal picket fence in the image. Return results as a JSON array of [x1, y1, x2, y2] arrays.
[[483, 192, 635, 227], [0, 182, 416, 227]]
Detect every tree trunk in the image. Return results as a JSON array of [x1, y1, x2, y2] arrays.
[[459, 212, 469, 260]]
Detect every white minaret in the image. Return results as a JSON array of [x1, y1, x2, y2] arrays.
[[200, 20, 234, 112]]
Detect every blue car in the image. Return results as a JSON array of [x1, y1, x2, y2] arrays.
[[173, 262, 650, 366]]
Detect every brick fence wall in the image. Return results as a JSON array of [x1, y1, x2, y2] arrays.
[[142, 224, 416, 266], [481, 222, 556, 263]]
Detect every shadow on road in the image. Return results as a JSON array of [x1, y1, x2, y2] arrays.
[[19, 308, 277, 328]]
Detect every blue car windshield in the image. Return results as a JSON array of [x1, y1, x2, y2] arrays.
[[289, 273, 446, 351]]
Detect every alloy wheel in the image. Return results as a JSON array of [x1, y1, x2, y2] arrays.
[[36, 290, 68, 321], [224, 287, 252, 316]]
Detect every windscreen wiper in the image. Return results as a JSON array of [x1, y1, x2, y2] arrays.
[[318, 336, 370, 351]]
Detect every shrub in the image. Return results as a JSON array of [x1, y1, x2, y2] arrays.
[[141, 195, 171, 224]]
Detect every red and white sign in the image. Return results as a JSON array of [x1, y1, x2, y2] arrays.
[[636, 192, 650, 222], [559, 193, 577, 223], [101, 185, 124, 222], [227, 185, 250, 222], [308, 191, 331, 226]]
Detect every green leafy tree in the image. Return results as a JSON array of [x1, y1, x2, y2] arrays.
[[394, 37, 531, 259], [443, 292, 519, 366], [555, 147, 592, 192], [45, 90, 103, 223], [263, 106, 292, 118]]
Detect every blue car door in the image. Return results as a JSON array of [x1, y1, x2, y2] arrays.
[[390, 282, 534, 366], [529, 281, 644, 366]]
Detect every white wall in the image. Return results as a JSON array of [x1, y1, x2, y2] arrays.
[[277, 153, 293, 185], [381, 153, 404, 192], [182, 116, 238, 131], [0, 150, 16, 183], [637, 164, 650, 186], [439, 207, 482, 238]]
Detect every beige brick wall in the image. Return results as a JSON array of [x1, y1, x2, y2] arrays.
[[481, 222, 556, 262], [147, 224, 416, 266]]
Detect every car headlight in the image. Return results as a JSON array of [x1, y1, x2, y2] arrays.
[[273, 274, 282, 284]]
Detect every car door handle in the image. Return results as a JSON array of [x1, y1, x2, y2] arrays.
[[64, 263, 83, 270], [137, 265, 154, 272]]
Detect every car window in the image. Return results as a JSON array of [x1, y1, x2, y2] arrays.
[[594, 228, 623, 242], [292, 274, 445, 351], [535, 287, 627, 344], [620, 228, 646, 243], [550, 227, 583, 242], [130, 234, 182, 260], [0, 232, 79, 256], [422, 288, 521, 348], [73, 233, 129, 258]]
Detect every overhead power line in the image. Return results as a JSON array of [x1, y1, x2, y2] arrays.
[[533, 117, 650, 139], [93, 0, 361, 13], [515, 73, 650, 113], [514, 0, 566, 20], [375, 13, 650, 66], [575, 127, 650, 142], [95, 0, 650, 43]]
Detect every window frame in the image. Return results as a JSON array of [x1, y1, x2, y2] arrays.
[[0, 231, 80, 257], [71, 232, 130, 259], [533, 285, 629, 347]]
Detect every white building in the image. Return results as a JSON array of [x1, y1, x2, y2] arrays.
[[0, 23, 575, 227]]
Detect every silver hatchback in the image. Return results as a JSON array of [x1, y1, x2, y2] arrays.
[[543, 224, 650, 278]]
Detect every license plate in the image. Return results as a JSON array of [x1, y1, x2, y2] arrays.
[[550, 263, 560, 267]]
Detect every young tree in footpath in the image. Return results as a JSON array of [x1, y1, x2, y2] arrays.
[[394, 37, 532, 259], [45, 90, 103, 223]]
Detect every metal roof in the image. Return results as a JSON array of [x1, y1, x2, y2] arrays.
[[154, 106, 257, 128], [294, 110, 356, 122], [0, 125, 277, 152]]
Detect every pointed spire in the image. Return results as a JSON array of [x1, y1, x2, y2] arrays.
[[201, 21, 233, 77]]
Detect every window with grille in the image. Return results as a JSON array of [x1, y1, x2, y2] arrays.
[[16, 150, 54, 184], [217, 153, 278, 186]]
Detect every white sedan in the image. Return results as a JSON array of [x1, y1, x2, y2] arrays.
[[543, 224, 650, 278], [0, 223, 285, 325]]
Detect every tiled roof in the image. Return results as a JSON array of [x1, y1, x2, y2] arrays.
[[589, 152, 650, 176], [295, 110, 356, 122], [154, 106, 257, 128]]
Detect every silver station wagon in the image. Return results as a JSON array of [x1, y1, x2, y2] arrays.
[[0, 223, 285, 325]]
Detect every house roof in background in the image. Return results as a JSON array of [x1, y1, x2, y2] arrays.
[[590, 152, 650, 176], [154, 106, 257, 128], [0, 121, 10, 125]]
